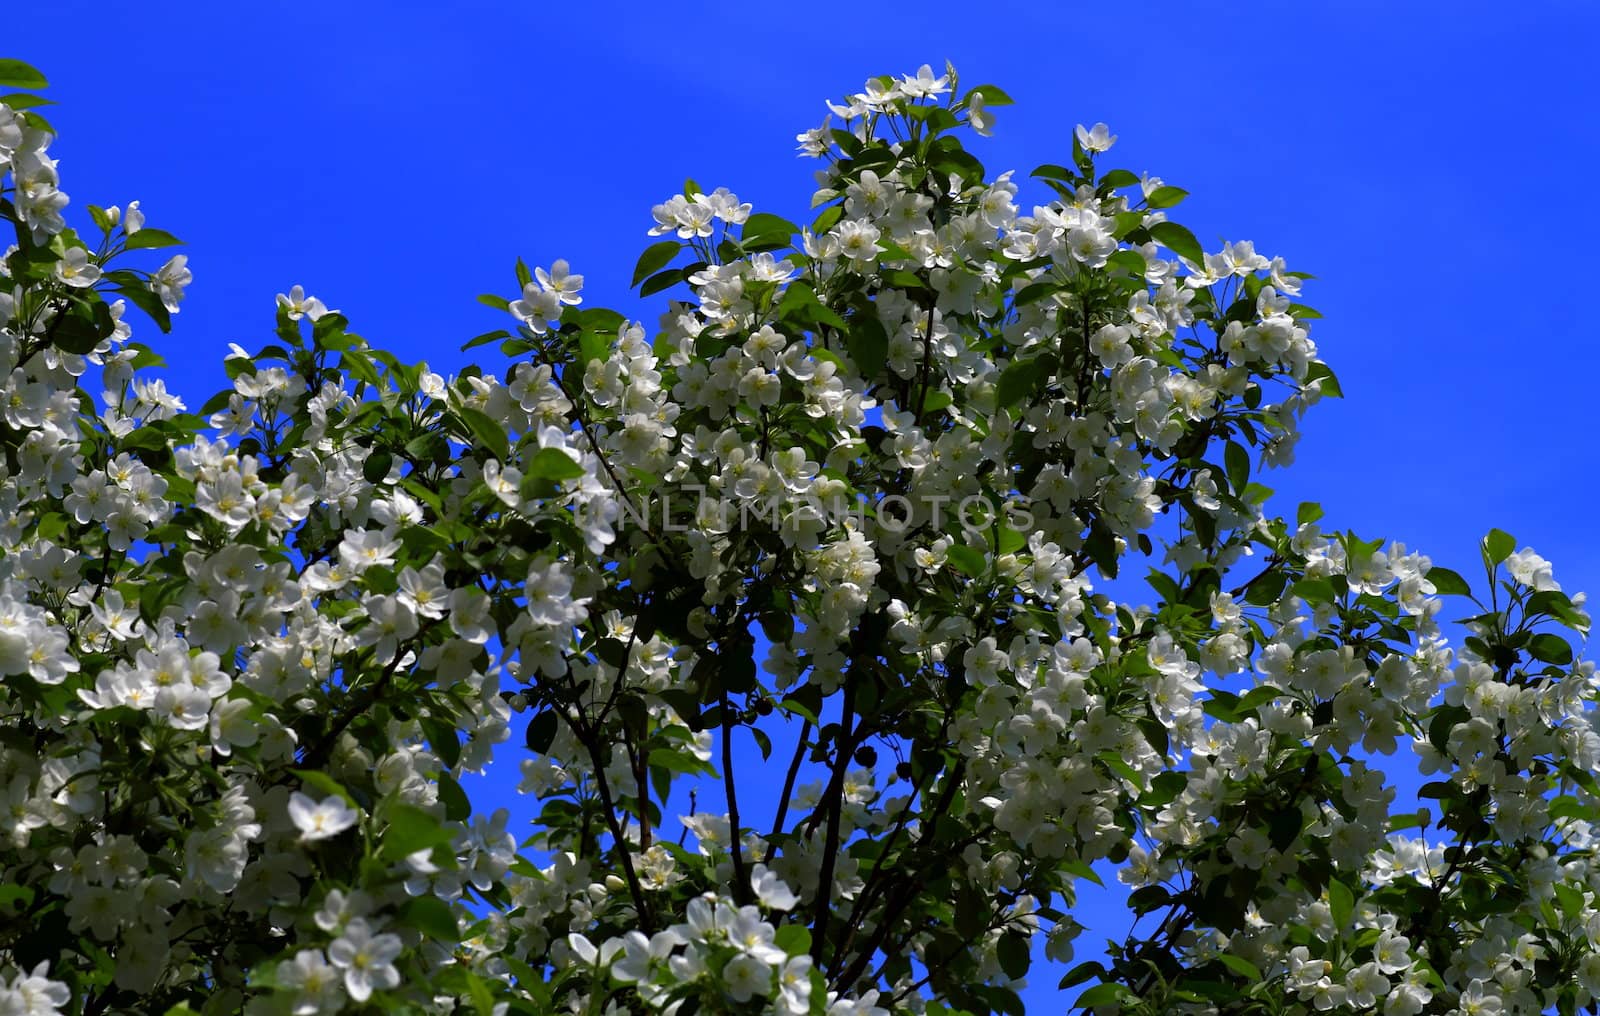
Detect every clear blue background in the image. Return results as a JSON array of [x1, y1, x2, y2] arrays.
[[26, 1, 1600, 1009]]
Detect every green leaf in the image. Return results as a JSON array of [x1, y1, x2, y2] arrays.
[[1529, 632, 1573, 666], [381, 803, 457, 861], [996, 356, 1043, 409], [810, 203, 844, 235], [965, 84, 1014, 106], [461, 328, 510, 351], [289, 769, 356, 807], [0, 883, 34, 915], [846, 315, 888, 378], [1387, 811, 1429, 832], [1305, 361, 1343, 397], [362, 450, 393, 484], [526, 710, 558, 754], [1013, 281, 1058, 307], [632, 240, 681, 287], [1138, 770, 1187, 808], [1073, 983, 1133, 1007], [86, 204, 114, 234], [1241, 569, 1287, 606], [955, 885, 989, 939], [526, 446, 585, 481], [780, 686, 822, 725], [1425, 566, 1471, 597], [1483, 528, 1516, 566], [465, 971, 499, 1016], [1550, 795, 1594, 823], [1292, 577, 1337, 606], [1224, 441, 1249, 494], [457, 407, 509, 462], [0, 92, 50, 112], [51, 299, 113, 354], [1327, 878, 1354, 931], [0, 60, 47, 90], [741, 212, 799, 242], [1528, 589, 1589, 632], [438, 774, 467, 825], [576, 330, 609, 366], [639, 267, 684, 297], [1149, 221, 1205, 264], [647, 747, 712, 775], [123, 228, 182, 250], [1098, 169, 1140, 189], [112, 283, 171, 332], [1060, 859, 1103, 887], [1097, 751, 1144, 791], [1030, 163, 1077, 183], [419, 715, 461, 769], [775, 924, 812, 957], [997, 932, 1030, 980], [1146, 186, 1189, 209], [944, 544, 987, 577], [399, 896, 459, 940], [1214, 954, 1262, 981], [1057, 961, 1107, 991], [477, 293, 511, 312]]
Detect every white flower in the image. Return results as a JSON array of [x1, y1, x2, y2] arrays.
[[288, 791, 359, 842], [0, 960, 71, 1016], [152, 685, 213, 731], [566, 932, 623, 969], [1506, 547, 1559, 591], [751, 864, 798, 910], [327, 918, 402, 1003], [277, 949, 345, 1015], [509, 284, 562, 333], [1075, 122, 1117, 153], [723, 953, 772, 1002], [277, 285, 335, 322], [536, 259, 584, 306], [149, 254, 191, 312], [53, 247, 100, 288]]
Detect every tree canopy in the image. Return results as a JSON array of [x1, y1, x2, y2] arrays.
[[0, 56, 1595, 1016]]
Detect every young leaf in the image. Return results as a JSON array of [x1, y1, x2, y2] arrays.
[[1145, 185, 1189, 209], [526, 447, 585, 482], [526, 710, 558, 754], [399, 896, 460, 941], [461, 328, 510, 351], [1149, 221, 1204, 264], [123, 228, 183, 250], [995, 356, 1043, 409], [632, 240, 681, 287], [1215, 954, 1262, 981], [1425, 566, 1472, 597], [380, 804, 457, 861], [964, 84, 1014, 106], [1224, 441, 1249, 494], [997, 932, 1030, 980], [740, 212, 799, 242], [0, 60, 46, 90], [1482, 528, 1516, 566], [457, 407, 510, 462]]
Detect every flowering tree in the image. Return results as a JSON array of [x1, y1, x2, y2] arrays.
[[0, 53, 1596, 1016]]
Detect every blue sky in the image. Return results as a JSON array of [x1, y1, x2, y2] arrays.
[[24, 1, 1600, 1008]]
